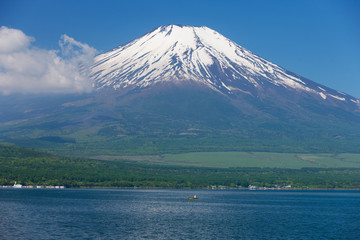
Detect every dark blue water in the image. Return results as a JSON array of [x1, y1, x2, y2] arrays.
[[0, 189, 359, 239]]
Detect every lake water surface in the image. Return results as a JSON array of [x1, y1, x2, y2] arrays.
[[0, 189, 359, 239]]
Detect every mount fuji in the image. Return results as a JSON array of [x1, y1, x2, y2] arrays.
[[89, 25, 359, 110], [1, 25, 360, 155]]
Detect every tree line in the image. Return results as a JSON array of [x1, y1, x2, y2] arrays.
[[1, 144, 360, 188]]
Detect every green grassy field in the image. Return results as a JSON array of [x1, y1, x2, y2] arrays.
[[107, 152, 360, 169]]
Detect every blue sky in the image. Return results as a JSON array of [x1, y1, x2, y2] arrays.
[[1, 0, 359, 97]]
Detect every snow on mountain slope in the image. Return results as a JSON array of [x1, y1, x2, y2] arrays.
[[89, 25, 359, 105]]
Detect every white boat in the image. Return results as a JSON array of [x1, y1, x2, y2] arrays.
[[13, 181, 22, 188]]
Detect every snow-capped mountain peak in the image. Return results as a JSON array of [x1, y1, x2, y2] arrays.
[[89, 25, 359, 105]]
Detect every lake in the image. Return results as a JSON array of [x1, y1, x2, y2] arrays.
[[0, 189, 359, 239]]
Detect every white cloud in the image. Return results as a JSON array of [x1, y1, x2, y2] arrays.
[[59, 34, 97, 67], [0, 27, 33, 53], [0, 26, 98, 94]]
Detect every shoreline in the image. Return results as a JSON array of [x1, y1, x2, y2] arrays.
[[1, 185, 360, 191]]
